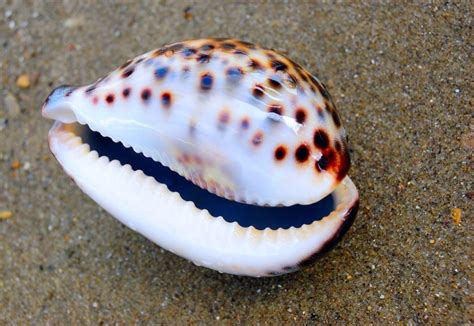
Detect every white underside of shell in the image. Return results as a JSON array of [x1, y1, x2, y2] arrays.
[[48, 121, 358, 277]]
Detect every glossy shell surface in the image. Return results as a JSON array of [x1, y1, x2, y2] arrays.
[[42, 39, 359, 276], [43, 38, 350, 206]]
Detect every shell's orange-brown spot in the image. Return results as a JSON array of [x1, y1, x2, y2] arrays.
[[332, 109, 342, 128], [335, 140, 342, 152], [226, 67, 243, 82], [252, 131, 264, 146], [218, 109, 231, 126], [221, 42, 236, 50], [151, 48, 166, 57], [122, 67, 134, 78], [200, 72, 213, 91], [268, 78, 282, 89], [199, 43, 215, 51], [233, 49, 248, 56], [295, 108, 307, 124], [197, 53, 211, 63], [105, 94, 114, 104], [268, 104, 283, 116], [122, 87, 131, 98], [274, 145, 287, 161], [161, 91, 172, 108], [295, 144, 310, 163], [141, 88, 151, 101], [313, 129, 329, 149], [315, 105, 325, 119], [249, 58, 263, 70], [240, 116, 250, 130], [252, 84, 265, 98], [271, 59, 288, 72]]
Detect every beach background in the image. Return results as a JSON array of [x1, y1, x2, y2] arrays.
[[0, 1, 471, 324]]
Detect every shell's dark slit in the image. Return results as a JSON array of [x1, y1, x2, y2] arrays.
[[78, 123, 335, 230]]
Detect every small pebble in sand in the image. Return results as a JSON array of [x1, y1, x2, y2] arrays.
[[4, 92, 20, 117], [346, 274, 353, 280], [0, 210, 13, 220], [16, 74, 30, 88], [429, 239, 435, 244], [11, 160, 21, 169], [451, 208, 461, 225]]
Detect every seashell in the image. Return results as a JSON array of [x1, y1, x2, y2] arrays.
[[42, 39, 359, 277]]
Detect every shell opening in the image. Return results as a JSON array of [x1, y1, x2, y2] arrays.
[[67, 122, 338, 230]]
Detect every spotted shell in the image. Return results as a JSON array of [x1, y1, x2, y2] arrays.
[[42, 39, 359, 276], [43, 38, 350, 206]]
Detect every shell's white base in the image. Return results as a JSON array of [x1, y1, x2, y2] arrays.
[[48, 122, 359, 277]]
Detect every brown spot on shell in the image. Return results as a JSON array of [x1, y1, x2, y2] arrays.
[[268, 104, 283, 116], [268, 77, 282, 89], [313, 129, 329, 149], [249, 59, 263, 70], [253, 84, 265, 98], [240, 117, 250, 130], [252, 131, 264, 146], [161, 92, 172, 108], [274, 145, 287, 161], [295, 108, 307, 124], [332, 109, 342, 128], [271, 59, 288, 72], [200, 72, 214, 91], [122, 87, 131, 98], [122, 67, 134, 78], [141, 88, 151, 101], [218, 109, 231, 127], [295, 144, 310, 163], [105, 94, 114, 104]]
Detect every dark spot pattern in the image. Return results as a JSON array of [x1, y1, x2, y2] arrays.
[[253, 84, 264, 98], [122, 87, 131, 98], [105, 94, 114, 104], [313, 129, 329, 149], [200, 73, 213, 91], [182, 47, 197, 57], [274, 146, 287, 161], [295, 144, 310, 162], [295, 108, 307, 124], [218, 110, 230, 127], [241, 117, 250, 130], [268, 78, 281, 89], [271, 59, 288, 72], [199, 44, 214, 51], [154, 66, 169, 80], [335, 140, 342, 152], [122, 67, 134, 78], [141, 89, 151, 101], [249, 59, 263, 70], [85, 85, 96, 94], [226, 67, 243, 82], [161, 92, 172, 108], [332, 109, 342, 128], [252, 131, 264, 146], [268, 104, 283, 116], [197, 53, 211, 63], [221, 42, 236, 50]]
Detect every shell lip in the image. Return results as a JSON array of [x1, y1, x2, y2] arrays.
[[52, 121, 358, 231], [47, 120, 359, 276]]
